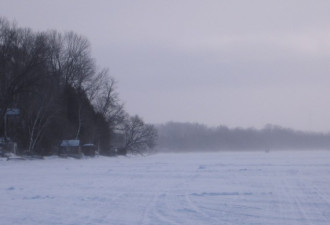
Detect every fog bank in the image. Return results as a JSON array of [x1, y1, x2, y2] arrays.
[[157, 122, 330, 152]]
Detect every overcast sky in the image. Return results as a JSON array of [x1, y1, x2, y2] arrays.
[[1, 0, 330, 132]]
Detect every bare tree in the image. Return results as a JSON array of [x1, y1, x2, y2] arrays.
[[122, 115, 158, 154], [25, 88, 58, 153], [0, 19, 51, 140], [90, 70, 127, 131], [85, 68, 108, 102], [62, 31, 95, 89]]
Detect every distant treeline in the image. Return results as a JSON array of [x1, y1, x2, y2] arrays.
[[157, 122, 330, 151]]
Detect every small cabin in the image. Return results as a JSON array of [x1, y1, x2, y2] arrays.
[[82, 144, 96, 156], [59, 140, 81, 156]]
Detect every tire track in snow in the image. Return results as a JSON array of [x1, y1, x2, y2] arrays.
[[139, 192, 160, 225], [312, 185, 330, 220], [279, 171, 311, 225], [277, 169, 330, 225], [296, 182, 330, 224], [182, 166, 220, 222], [146, 165, 221, 225], [151, 193, 182, 225], [138, 164, 182, 225]]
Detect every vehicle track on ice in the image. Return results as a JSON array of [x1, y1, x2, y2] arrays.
[[141, 165, 225, 225], [277, 167, 330, 225]]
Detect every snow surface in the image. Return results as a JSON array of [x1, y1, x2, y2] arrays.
[[1, 151, 330, 225]]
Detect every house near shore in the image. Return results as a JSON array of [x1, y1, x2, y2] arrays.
[[82, 143, 97, 156], [59, 140, 98, 157], [59, 140, 81, 156]]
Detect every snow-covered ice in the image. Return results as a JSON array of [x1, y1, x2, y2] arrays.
[[1, 150, 330, 225]]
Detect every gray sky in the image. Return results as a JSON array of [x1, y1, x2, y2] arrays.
[[1, 0, 330, 132]]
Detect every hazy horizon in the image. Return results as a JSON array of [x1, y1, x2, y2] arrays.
[[1, 0, 330, 132]]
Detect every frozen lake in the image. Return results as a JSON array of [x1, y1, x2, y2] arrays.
[[1, 150, 330, 225]]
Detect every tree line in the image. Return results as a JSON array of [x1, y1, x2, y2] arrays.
[[0, 17, 157, 156], [157, 122, 330, 152]]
